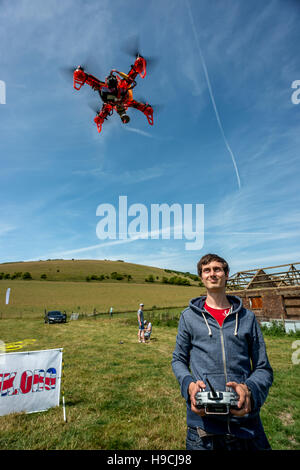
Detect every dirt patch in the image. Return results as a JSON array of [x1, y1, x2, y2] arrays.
[[278, 412, 295, 426]]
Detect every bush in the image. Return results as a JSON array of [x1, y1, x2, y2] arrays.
[[260, 321, 286, 337], [87, 274, 105, 282], [163, 276, 191, 286], [22, 272, 32, 280], [110, 272, 124, 280], [11, 272, 22, 279], [260, 320, 300, 338]]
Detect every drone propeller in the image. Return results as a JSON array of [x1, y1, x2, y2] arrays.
[[122, 34, 141, 59], [87, 101, 113, 128], [59, 64, 86, 82], [135, 96, 164, 114], [151, 103, 164, 114], [122, 35, 158, 70], [88, 101, 101, 115], [60, 54, 104, 82]]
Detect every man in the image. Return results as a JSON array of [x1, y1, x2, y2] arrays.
[[137, 303, 145, 343], [172, 253, 273, 450]]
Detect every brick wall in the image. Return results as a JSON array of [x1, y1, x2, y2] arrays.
[[227, 286, 300, 321]]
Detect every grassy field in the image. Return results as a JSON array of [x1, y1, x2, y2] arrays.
[[0, 280, 203, 318], [0, 259, 203, 318], [0, 259, 200, 284], [0, 313, 299, 450]]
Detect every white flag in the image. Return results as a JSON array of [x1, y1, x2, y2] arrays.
[[5, 288, 10, 305]]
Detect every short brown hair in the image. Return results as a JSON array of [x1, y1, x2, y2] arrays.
[[197, 253, 229, 277]]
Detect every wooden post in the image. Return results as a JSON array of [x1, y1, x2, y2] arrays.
[[280, 295, 287, 332]]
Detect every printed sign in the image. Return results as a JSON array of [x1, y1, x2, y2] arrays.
[[0, 349, 62, 416]]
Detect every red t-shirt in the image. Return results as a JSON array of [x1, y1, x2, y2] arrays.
[[204, 302, 231, 327]]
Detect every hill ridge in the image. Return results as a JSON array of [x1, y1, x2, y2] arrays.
[[0, 259, 200, 285]]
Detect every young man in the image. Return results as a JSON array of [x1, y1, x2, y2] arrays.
[[172, 253, 273, 450], [137, 303, 145, 343]]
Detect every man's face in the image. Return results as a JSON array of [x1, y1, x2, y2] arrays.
[[200, 261, 228, 291]]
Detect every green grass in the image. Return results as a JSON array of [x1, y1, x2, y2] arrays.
[[0, 279, 203, 319], [0, 314, 299, 450], [0, 259, 200, 284]]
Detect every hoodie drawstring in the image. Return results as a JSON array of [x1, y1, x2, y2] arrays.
[[234, 312, 238, 336], [202, 305, 239, 336], [201, 311, 212, 336]]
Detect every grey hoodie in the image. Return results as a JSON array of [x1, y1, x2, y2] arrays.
[[172, 295, 273, 440]]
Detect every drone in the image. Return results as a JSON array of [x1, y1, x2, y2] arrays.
[[72, 54, 154, 133]]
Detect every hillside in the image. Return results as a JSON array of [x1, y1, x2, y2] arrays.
[[0, 259, 200, 286]]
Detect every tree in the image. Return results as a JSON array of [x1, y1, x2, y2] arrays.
[[22, 272, 32, 280]]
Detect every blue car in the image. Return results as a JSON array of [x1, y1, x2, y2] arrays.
[[45, 310, 67, 324]]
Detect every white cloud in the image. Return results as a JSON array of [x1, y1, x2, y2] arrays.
[[72, 164, 169, 183], [0, 224, 16, 237]]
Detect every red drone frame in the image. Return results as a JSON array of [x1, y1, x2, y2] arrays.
[[73, 55, 153, 133]]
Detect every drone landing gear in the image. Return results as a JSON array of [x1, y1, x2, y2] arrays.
[[127, 100, 153, 125], [143, 105, 153, 125], [73, 67, 86, 90], [133, 56, 147, 79], [94, 103, 113, 133]]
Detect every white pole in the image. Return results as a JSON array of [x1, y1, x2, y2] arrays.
[[60, 349, 67, 423], [62, 395, 67, 422], [5, 288, 11, 305]]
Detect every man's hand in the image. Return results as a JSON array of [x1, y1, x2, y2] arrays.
[[226, 381, 251, 416], [188, 380, 206, 416]]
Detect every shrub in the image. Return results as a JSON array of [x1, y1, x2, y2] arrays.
[[260, 321, 286, 337], [163, 276, 191, 286], [260, 320, 300, 338], [11, 272, 22, 280], [22, 272, 32, 280], [110, 272, 124, 280]]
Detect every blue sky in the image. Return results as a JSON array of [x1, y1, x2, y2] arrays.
[[1, 0, 300, 276]]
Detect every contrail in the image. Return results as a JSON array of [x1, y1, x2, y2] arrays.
[[124, 127, 155, 138], [186, 0, 241, 189]]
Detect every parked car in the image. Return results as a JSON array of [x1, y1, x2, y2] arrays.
[[44, 310, 67, 324]]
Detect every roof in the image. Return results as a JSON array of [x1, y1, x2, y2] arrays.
[[227, 262, 300, 290]]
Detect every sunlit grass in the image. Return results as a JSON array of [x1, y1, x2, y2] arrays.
[[0, 315, 299, 450], [0, 280, 203, 319]]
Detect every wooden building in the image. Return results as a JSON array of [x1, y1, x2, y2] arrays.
[[226, 263, 300, 321]]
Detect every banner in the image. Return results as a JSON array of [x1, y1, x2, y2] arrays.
[[0, 348, 62, 417]]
